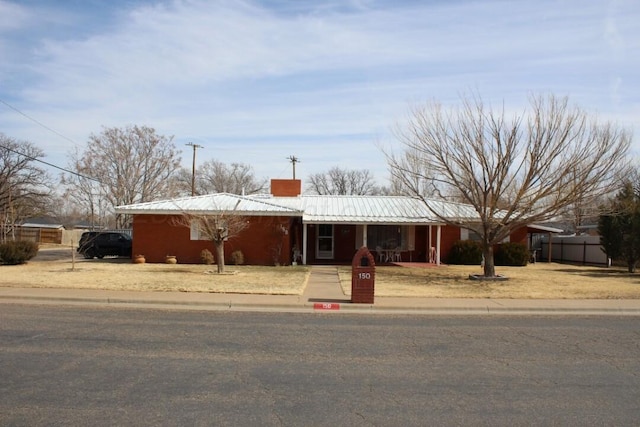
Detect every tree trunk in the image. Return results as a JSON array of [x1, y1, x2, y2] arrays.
[[482, 244, 496, 277], [214, 240, 225, 274], [628, 258, 636, 274]]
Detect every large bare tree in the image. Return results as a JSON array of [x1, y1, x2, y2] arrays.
[[60, 148, 109, 229], [174, 160, 267, 196], [388, 95, 630, 277], [0, 134, 52, 241], [307, 166, 380, 195], [66, 125, 181, 228]]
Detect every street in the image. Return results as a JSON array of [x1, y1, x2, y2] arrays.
[[1, 305, 639, 426]]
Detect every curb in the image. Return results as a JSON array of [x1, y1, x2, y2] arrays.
[[2, 294, 640, 316]]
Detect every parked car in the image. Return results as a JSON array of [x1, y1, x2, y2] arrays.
[[78, 231, 132, 259]]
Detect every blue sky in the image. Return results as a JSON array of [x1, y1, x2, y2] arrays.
[[1, 0, 638, 187]]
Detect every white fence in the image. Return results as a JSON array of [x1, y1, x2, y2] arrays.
[[539, 235, 608, 266]]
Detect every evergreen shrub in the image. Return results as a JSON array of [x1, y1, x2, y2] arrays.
[[0, 241, 39, 265], [447, 240, 482, 265], [495, 242, 529, 266]]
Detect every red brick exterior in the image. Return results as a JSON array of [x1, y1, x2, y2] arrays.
[[270, 179, 301, 197], [132, 214, 293, 265], [131, 211, 533, 266], [439, 225, 461, 262], [351, 246, 375, 303]]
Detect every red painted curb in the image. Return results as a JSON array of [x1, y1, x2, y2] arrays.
[[313, 303, 340, 310]]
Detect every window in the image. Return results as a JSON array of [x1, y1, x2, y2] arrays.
[[368, 225, 409, 250]]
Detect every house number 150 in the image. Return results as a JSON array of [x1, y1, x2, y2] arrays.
[[358, 272, 371, 280]]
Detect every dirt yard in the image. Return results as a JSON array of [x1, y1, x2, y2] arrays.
[[2, 246, 640, 298]]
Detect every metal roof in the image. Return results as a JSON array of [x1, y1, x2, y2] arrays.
[[115, 193, 302, 216], [115, 193, 481, 224]]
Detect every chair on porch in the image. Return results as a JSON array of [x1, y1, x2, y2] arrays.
[[393, 247, 402, 262], [375, 246, 385, 264], [429, 247, 437, 264]]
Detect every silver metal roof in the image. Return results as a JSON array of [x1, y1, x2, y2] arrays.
[[115, 193, 481, 224], [115, 193, 302, 216]]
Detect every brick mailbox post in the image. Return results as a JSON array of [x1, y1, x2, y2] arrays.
[[351, 246, 375, 304]]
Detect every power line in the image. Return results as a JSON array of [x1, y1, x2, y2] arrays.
[[0, 98, 80, 147], [0, 142, 103, 184], [0, 97, 102, 183]]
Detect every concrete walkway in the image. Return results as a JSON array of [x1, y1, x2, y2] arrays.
[[302, 265, 350, 303], [1, 266, 640, 315]]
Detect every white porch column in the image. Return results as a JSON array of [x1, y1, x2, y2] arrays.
[[362, 224, 368, 248], [302, 223, 308, 265], [436, 225, 442, 265]]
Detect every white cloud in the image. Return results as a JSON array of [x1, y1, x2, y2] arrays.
[[1, 0, 639, 183]]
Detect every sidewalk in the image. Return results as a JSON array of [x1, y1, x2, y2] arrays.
[[1, 266, 640, 315]]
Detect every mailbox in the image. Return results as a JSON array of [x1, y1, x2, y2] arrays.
[[351, 246, 375, 304]]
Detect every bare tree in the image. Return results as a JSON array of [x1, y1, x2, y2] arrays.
[[171, 211, 249, 273], [66, 125, 181, 228], [386, 147, 440, 197], [173, 160, 266, 196], [60, 148, 109, 228], [387, 94, 630, 277], [0, 134, 52, 241], [307, 166, 380, 195]]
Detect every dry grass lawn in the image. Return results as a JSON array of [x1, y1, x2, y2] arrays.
[[338, 264, 640, 299], [2, 246, 640, 298], [1, 247, 310, 295]]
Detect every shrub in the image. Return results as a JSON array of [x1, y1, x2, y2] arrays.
[[495, 242, 529, 266], [200, 249, 214, 265], [0, 241, 39, 265], [447, 240, 482, 265], [231, 250, 244, 265]]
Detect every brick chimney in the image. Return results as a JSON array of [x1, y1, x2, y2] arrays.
[[270, 179, 301, 197]]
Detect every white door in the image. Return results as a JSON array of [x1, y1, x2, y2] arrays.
[[316, 224, 334, 259]]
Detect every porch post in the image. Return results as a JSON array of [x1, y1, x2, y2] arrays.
[[362, 224, 368, 248], [429, 225, 432, 258], [436, 225, 442, 265], [302, 223, 308, 265]]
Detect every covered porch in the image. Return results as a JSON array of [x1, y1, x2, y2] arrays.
[[297, 222, 445, 266]]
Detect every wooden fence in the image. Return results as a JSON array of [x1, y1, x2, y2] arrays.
[[11, 228, 63, 244]]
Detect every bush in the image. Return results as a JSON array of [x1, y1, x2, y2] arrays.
[[447, 240, 482, 265], [200, 249, 214, 265], [0, 241, 39, 265], [231, 250, 244, 265], [495, 242, 529, 266]]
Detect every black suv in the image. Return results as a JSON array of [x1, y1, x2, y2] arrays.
[[78, 231, 132, 259]]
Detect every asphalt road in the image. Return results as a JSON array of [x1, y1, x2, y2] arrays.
[[1, 305, 639, 426]]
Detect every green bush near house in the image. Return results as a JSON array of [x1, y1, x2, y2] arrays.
[[0, 241, 39, 265], [495, 242, 529, 266], [447, 240, 482, 265]]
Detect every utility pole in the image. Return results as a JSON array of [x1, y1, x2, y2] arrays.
[[287, 155, 300, 179], [186, 142, 203, 196]]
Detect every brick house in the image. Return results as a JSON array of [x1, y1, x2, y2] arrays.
[[115, 179, 551, 265]]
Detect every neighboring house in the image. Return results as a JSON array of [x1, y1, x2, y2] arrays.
[[115, 179, 555, 265]]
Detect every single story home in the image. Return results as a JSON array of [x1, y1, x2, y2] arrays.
[[115, 179, 557, 265]]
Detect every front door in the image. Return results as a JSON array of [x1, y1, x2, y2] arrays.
[[316, 224, 334, 259]]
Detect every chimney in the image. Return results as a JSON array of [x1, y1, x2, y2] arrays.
[[270, 179, 301, 197]]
